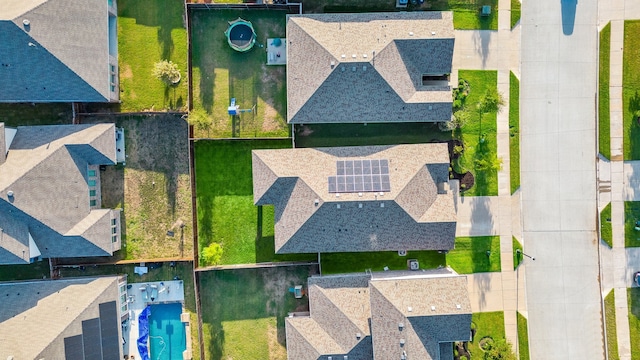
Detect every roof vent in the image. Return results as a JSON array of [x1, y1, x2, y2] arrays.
[[431, 305, 436, 311], [23, 19, 30, 27], [379, 192, 384, 196], [341, 67, 346, 72], [330, 60, 335, 67], [358, 192, 363, 197], [358, 203, 363, 208], [407, 306, 412, 312], [380, 202, 384, 208], [399, 322, 404, 330], [314, 199, 319, 206], [352, 66, 356, 72], [431, 31, 436, 35], [336, 193, 340, 197], [341, 54, 346, 59], [7, 191, 14, 197], [363, 66, 367, 71], [356, 332, 362, 339], [337, 204, 341, 209], [328, 357, 332, 360], [428, 105, 433, 110], [344, 356, 348, 360], [28, 42, 36, 47], [409, 31, 414, 36], [456, 304, 462, 309], [352, 54, 356, 58], [363, 54, 368, 58]]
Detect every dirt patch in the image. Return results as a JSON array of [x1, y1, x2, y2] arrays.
[[121, 64, 133, 80], [261, 99, 283, 133], [267, 321, 287, 360]]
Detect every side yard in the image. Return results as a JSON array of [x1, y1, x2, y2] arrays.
[[197, 266, 318, 360], [623, 20, 640, 160], [91, 114, 193, 260], [118, 0, 188, 111], [190, 9, 289, 138], [0, 103, 72, 127], [194, 139, 315, 266]]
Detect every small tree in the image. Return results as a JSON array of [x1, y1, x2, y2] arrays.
[[202, 243, 223, 266], [478, 88, 505, 140], [153, 60, 181, 86], [483, 339, 517, 360], [187, 108, 212, 134]]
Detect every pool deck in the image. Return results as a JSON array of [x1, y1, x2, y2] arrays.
[[123, 280, 186, 358]]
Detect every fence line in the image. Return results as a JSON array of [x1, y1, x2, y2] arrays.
[[76, 111, 187, 117], [187, 2, 301, 13], [191, 136, 292, 141], [195, 261, 318, 272]]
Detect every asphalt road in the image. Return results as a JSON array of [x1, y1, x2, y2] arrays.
[[520, 0, 603, 358]]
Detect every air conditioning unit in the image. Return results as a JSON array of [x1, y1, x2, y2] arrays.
[[398, 250, 407, 257], [408, 259, 419, 270]]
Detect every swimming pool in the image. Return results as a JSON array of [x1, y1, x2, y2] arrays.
[[149, 303, 186, 360]]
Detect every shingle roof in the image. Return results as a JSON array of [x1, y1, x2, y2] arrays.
[[252, 144, 456, 254], [0, 276, 122, 360], [0, 0, 114, 102], [0, 123, 120, 264], [285, 272, 471, 360], [286, 12, 454, 124]]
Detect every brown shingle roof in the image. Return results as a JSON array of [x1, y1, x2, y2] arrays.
[[252, 144, 456, 254], [285, 272, 472, 360], [286, 12, 455, 124]]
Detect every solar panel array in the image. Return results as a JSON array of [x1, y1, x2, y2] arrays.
[[100, 301, 120, 360], [328, 159, 390, 193]]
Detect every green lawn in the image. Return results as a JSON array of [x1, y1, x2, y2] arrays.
[[0, 260, 50, 282], [623, 20, 640, 160], [628, 287, 640, 359], [198, 266, 314, 360], [190, 9, 289, 138], [517, 312, 530, 360], [468, 312, 509, 357], [321, 251, 445, 275], [0, 103, 73, 127], [510, 71, 520, 194], [606, 290, 620, 360], [294, 122, 451, 148], [118, 0, 188, 111], [58, 261, 201, 359], [194, 139, 315, 266], [513, 236, 523, 270], [600, 23, 611, 160], [447, 236, 501, 274], [602, 202, 613, 248], [510, 0, 521, 29], [300, 0, 498, 30], [625, 201, 640, 247], [456, 70, 500, 197]]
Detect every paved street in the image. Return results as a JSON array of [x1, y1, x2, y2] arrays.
[[520, 0, 603, 358]]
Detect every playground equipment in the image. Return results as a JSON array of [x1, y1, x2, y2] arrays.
[[225, 18, 256, 52], [228, 98, 255, 115]]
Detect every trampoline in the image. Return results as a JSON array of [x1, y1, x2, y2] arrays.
[[225, 18, 256, 52]]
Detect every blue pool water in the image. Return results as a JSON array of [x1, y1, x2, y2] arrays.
[[149, 303, 186, 360]]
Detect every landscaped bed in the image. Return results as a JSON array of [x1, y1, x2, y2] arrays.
[[194, 139, 316, 266], [190, 9, 289, 138], [198, 266, 317, 360], [623, 20, 640, 160], [118, 0, 188, 111], [92, 114, 193, 260], [510, 71, 521, 194], [600, 23, 611, 160]]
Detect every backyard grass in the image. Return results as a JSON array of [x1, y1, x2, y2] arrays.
[[456, 70, 500, 197], [468, 312, 508, 357], [606, 290, 620, 360], [600, 22, 611, 160], [58, 261, 201, 360], [628, 287, 640, 360], [198, 266, 316, 360], [625, 201, 640, 247], [300, 0, 498, 30], [447, 236, 501, 274], [0, 103, 72, 127], [510, 0, 521, 29], [513, 236, 523, 270], [118, 0, 188, 111], [194, 139, 316, 266], [602, 202, 613, 248], [510, 71, 520, 194], [321, 251, 445, 275], [90, 114, 193, 260], [623, 20, 640, 160], [190, 9, 289, 138], [517, 312, 530, 360], [0, 260, 50, 282]]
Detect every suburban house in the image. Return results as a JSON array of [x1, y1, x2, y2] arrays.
[[0, 276, 127, 360], [0, 123, 124, 264], [0, 0, 119, 102], [286, 11, 455, 124], [285, 272, 472, 360], [252, 143, 456, 254]]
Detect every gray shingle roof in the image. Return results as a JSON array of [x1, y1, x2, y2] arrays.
[[0, 123, 121, 264], [252, 144, 456, 254], [285, 273, 472, 360], [0, 0, 114, 102], [286, 12, 454, 124], [0, 276, 122, 360]]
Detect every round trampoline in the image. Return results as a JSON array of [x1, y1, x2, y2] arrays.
[[225, 18, 256, 52]]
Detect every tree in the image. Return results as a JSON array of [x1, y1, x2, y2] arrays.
[[202, 243, 223, 266], [483, 339, 517, 360], [153, 60, 181, 86], [187, 108, 211, 134], [477, 88, 505, 140]]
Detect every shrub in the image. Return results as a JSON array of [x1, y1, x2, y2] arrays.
[[202, 243, 223, 266], [187, 108, 212, 133], [153, 60, 181, 86], [439, 121, 457, 132]]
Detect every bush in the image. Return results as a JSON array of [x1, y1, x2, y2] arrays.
[[202, 243, 223, 266], [439, 121, 457, 132], [188, 108, 212, 133], [153, 60, 181, 86]]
